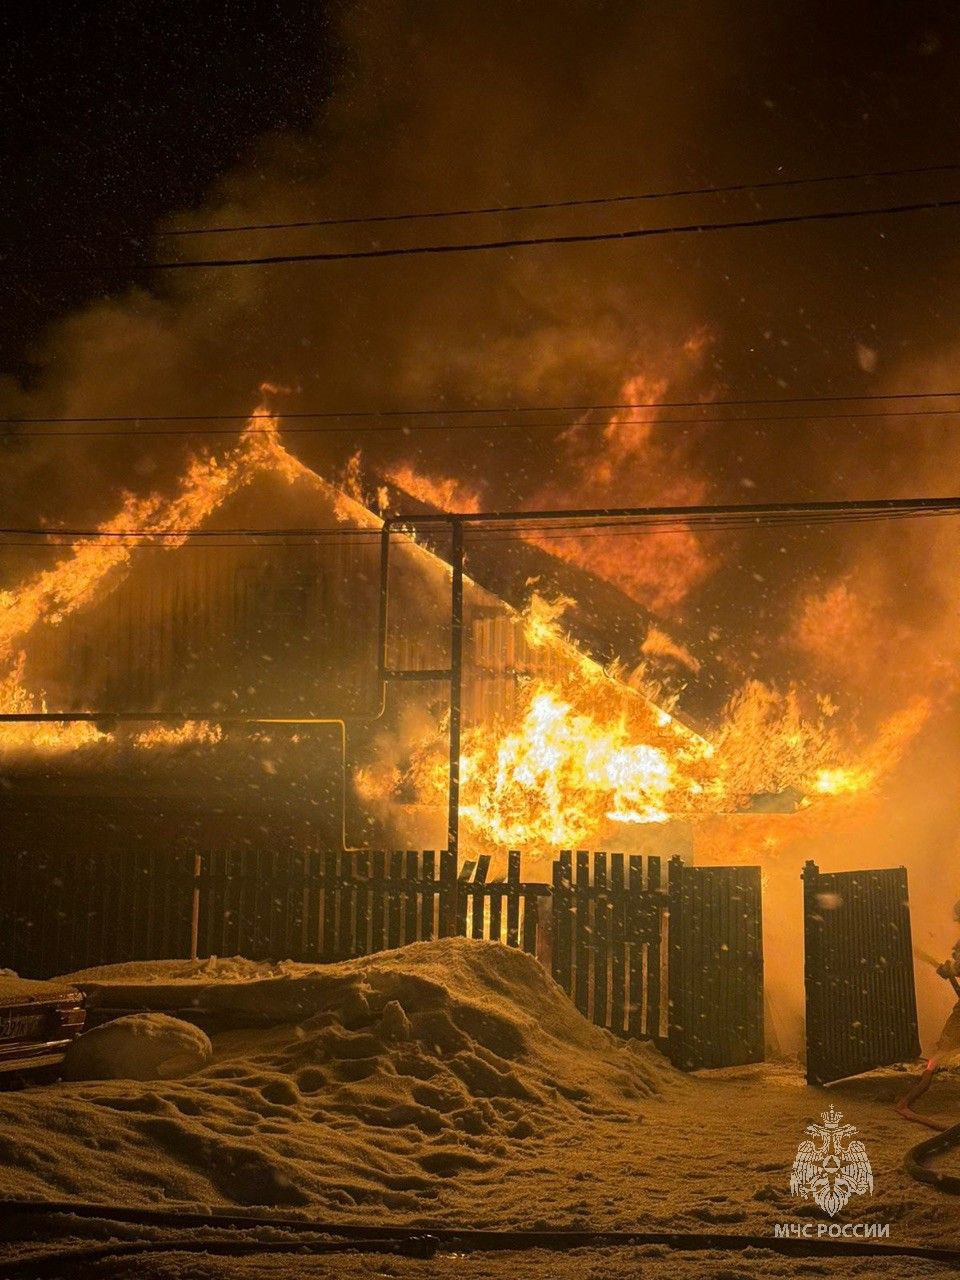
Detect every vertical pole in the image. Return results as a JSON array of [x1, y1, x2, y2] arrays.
[[190, 853, 201, 961], [447, 519, 464, 858], [377, 521, 391, 683]]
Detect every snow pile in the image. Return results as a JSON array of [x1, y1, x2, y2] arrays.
[[0, 939, 676, 1214], [63, 1013, 213, 1081], [0, 975, 82, 1001]]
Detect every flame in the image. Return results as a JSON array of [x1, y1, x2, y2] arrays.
[[527, 369, 717, 613], [3, 384, 933, 859], [384, 464, 482, 514], [0, 655, 104, 754], [641, 625, 702, 673], [356, 595, 926, 853], [0, 393, 322, 755], [381, 358, 716, 616], [133, 722, 223, 749]]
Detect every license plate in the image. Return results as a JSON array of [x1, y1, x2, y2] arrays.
[[0, 1011, 47, 1042]]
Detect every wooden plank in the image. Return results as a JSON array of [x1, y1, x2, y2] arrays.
[[199, 848, 215, 959], [322, 850, 337, 961], [256, 847, 270, 959], [404, 851, 419, 943], [489, 884, 503, 944], [354, 851, 370, 956], [225, 849, 242, 958], [211, 848, 227, 959], [574, 851, 590, 1015], [338, 851, 354, 959], [550, 857, 563, 985], [387, 851, 403, 949], [627, 855, 643, 1037], [610, 853, 626, 1035], [239, 848, 256, 960], [472, 855, 490, 939], [553, 851, 573, 994], [421, 851, 436, 941], [506, 851, 521, 948], [292, 849, 312, 962], [264, 848, 280, 961], [370, 851, 386, 952], [646, 857, 662, 1042], [457, 859, 476, 937], [521, 888, 539, 955], [667, 856, 687, 1067], [439, 850, 457, 937], [593, 853, 609, 1029]]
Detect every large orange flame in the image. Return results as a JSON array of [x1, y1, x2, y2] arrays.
[[354, 596, 928, 853], [0, 395, 315, 755]]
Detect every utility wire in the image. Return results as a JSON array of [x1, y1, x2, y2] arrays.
[[8, 405, 960, 439], [157, 161, 960, 236], [9, 387, 960, 428], [15, 196, 960, 274], [3, 510, 953, 549], [3, 498, 959, 541]]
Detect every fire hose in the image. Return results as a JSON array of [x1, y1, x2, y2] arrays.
[[4, 1199, 960, 1275], [904, 1123, 960, 1194], [899, 952, 960, 1193]]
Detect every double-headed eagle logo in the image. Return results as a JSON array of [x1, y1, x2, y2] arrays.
[[790, 1107, 873, 1217]]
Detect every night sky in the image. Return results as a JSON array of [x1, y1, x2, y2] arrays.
[[1, 2, 340, 374]]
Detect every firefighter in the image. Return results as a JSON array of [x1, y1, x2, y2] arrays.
[[895, 902, 960, 1130]]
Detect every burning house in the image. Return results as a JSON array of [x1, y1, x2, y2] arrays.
[[1, 404, 906, 879], [0, 407, 720, 865]]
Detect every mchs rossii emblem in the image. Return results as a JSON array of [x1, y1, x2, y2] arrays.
[[790, 1107, 873, 1217]]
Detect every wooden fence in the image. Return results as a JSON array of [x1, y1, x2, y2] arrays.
[[196, 848, 549, 963], [0, 847, 194, 980], [550, 850, 666, 1044], [0, 846, 764, 1069]]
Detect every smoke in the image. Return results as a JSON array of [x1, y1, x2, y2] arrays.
[[4, 1, 960, 1045]]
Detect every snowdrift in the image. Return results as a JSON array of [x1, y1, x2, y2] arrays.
[[0, 939, 675, 1216]]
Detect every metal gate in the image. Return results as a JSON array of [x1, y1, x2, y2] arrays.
[[667, 859, 764, 1070], [802, 860, 920, 1085]]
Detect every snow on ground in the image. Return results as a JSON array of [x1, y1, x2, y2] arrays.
[[0, 940, 670, 1213], [1, 939, 959, 1277]]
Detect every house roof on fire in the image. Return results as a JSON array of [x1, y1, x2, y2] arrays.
[[1, 423, 710, 750]]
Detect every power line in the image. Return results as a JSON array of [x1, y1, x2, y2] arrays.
[[143, 196, 960, 269], [15, 196, 960, 275], [8, 387, 960, 428], [8, 405, 960, 439], [3, 508, 953, 549], [3, 496, 959, 541], [157, 161, 960, 237]]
